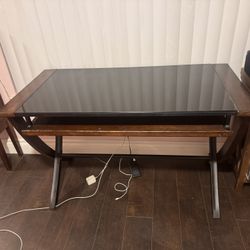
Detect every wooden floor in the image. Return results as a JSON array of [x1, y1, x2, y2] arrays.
[[0, 154, 250, 250]]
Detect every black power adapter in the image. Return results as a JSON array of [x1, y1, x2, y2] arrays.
[[129, 158, 141, 177]]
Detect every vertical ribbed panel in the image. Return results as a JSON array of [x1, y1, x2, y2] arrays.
[[191, 0, 210, 64], [0, 0, 250, 91]]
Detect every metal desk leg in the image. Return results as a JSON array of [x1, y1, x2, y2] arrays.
[[209, 137, 220, 219], [50, 136, 62, 209]]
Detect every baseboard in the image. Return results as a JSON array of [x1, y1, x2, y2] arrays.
[[3, 136, 226, 156]]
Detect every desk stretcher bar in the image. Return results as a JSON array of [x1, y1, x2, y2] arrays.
[[21, 124, 232, 137]]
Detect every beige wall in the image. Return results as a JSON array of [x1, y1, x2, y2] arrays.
[[0, 44, 16, 103]]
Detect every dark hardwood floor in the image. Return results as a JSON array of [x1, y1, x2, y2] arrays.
[[0, 154, 250, 250]]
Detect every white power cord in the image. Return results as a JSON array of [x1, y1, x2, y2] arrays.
[[0, 229, 23, 250], [0, 154, 113, 250], [114, 158, 133, 200], [0, 206, 50, 221], [55, 154, 114, 208], [0, 207, 50, 250], [0, 137, 133, 249]]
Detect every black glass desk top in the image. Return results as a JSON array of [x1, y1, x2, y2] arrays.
[[17, 64, 236, 115], [16, 64, 237, 125]]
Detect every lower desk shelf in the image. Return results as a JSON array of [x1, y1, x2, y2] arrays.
[[22, 123, 232, 137]]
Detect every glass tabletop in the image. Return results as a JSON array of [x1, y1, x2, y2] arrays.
[[16, 64, 237, 117]]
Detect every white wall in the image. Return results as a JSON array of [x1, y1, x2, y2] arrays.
[[0, 0, 250, 91], [1, 0, 250, 155], [0, 44, 16, 103]]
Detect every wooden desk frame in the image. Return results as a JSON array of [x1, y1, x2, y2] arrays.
[[1, 64, 250, 219]]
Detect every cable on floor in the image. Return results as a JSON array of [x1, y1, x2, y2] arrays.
[[55, 154, 114, 208], [0, 137, 133, 249], [114, 158, 133, 200], [0, 229, 23, 250], [0, 154, 113, 250]]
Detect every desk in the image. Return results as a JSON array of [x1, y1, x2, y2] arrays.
[[0, 64, 239, 218]]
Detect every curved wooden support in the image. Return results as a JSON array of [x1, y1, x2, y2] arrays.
[[218, 116, 247, 165], [9, 117, 55, 157], [235, 124, 250, 191], [6, 121, 23, 156], [218, 116, 250, 191], [0, 140, 12, 170]]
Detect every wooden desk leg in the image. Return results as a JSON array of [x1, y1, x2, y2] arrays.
[[209, 137, 220, 219], [0, 140, 12, 170], [235, 125, 250, 191], [6, 121, 23, 156], [50, 136, 62, 209]]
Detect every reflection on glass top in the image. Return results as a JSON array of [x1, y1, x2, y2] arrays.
[[16, 64, 237, 116]]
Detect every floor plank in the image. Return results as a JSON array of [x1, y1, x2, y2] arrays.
[[92, 160, 128, 250], [202, 187, 245, 250], [177, 161, 213, 250], [126, 157, 155, 217], [227, 187, 250, 220], [237, 220, 250, 250], [122, 217, 152, 250], [0, 155, 37, 211], [152, 160, 182, 250]]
